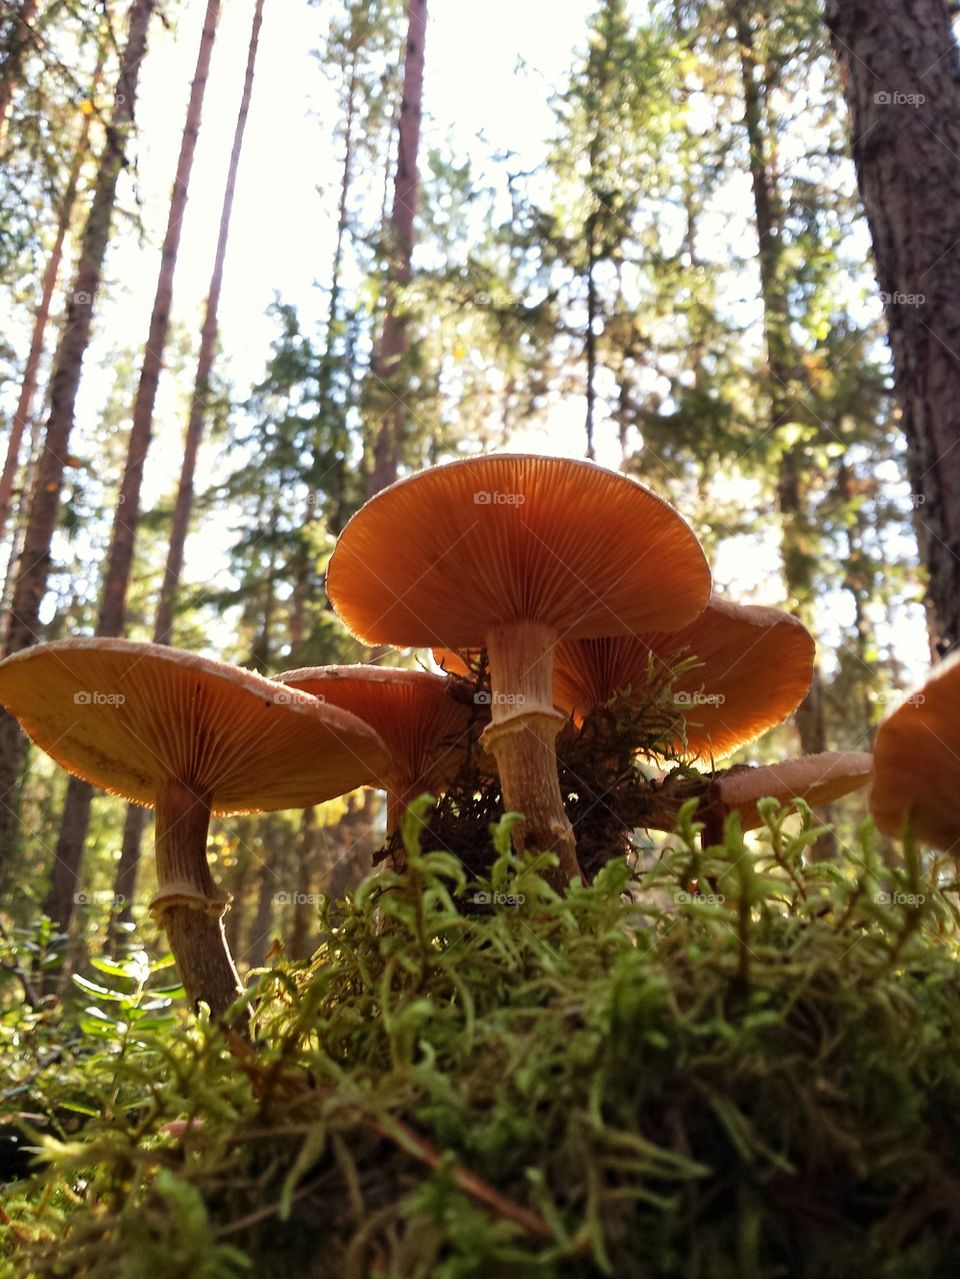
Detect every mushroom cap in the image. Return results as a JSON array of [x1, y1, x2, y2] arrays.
[[870, 655, 960, 849], [327, 454, 711, 648], [552, 596, 815, 760], [0, 639, 390, 814], [275, 665, 475, 793], [717, 751, 873, 831]]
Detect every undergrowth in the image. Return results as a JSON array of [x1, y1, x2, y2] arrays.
[[3, 799, 960, 1278]]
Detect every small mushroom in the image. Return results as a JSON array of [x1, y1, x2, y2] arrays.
[[326, 454, 711, 888], [274, 665, 477, 866], [871, 655, 960, 850], [712, 752, 874, 833], [441, 597, 815, 762], [0, 639, 389, 1019]]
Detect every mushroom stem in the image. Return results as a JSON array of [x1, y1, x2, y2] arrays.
[[150, 779, 244, 1022], [482, 621, 580, 889]]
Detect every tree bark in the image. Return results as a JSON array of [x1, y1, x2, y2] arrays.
[[0, 49, 104, 544], [43, 0, 220, 937], [0, 0, 39, 137], [733, 2, 829, 762], [153, 0, 265, 645], [0, 0, 156, 877], [366, 0, 427, 497], [111, 0, 264, 928], [825, 0, 960, 656]]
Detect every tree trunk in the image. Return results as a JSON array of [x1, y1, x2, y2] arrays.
[[825, 0, 960, 656], [366, 0, 427, 497], [98, 0, 220, 639], [0, 48, 104, 544], [733, 2, 829, 761], [43, 0, 220, 937], [153, 0, 265, 645], [0, 0, 38, 137], [0, 0, 156, 878], [112, 0, 264, 925]]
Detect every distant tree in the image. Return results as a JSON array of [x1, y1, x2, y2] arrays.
[[0, 0, 157, 880], [0, 47, 104, 545], [0, 0, 39, 137], [366, 0, 427, 496], [110, 0, 266, 941]]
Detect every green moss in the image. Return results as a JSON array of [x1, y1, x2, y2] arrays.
[[4, 799, 960, 1277]]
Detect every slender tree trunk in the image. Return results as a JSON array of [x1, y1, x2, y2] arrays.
[[585, 228, 598, 461], [154, 0, 265, 645], [111, 0, 265, 928], [826, 0, 960, 656], [0, 50, 104, 544], [733, 2, 828, 761], [98, 0, 220, 639], [44, 0, 221, 939], [0, 400, 44, 627], [0, 0, 156, 877], [0, 0, 38, 137], [366, 0, 427, 497]]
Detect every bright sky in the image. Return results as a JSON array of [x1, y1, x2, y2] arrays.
[[1, 0, 933, 681]]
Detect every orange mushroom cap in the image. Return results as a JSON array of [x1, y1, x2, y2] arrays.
[[0, 639, 390, 813], [717, 751, 874, 831], [436, 597, 814, 761], [871, 654, 960, 850], [275, 665, 475, 796], [553, 597, 815, 760], [326, 454, 711, 648]]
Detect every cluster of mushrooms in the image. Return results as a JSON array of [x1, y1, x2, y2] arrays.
[[0, 454, 939, 1021]]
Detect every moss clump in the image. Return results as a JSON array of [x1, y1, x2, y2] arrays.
[[4, 800, 960, 1278]]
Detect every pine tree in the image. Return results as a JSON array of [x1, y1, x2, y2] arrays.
[[826, 0, 960, 656], [0, 0, 157, 880], [366, 0, 427, 496]]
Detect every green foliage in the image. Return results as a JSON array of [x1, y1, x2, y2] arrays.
[[4, 804, 960, 1277]]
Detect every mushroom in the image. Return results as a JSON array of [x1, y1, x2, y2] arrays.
[[326, 454, 711, 888], [711, 751, 874, 834], [273, 665, 478, 867], [870, 655, 960, 850], [439, 597, 815, 762], [0, 639, 389, 1019]]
